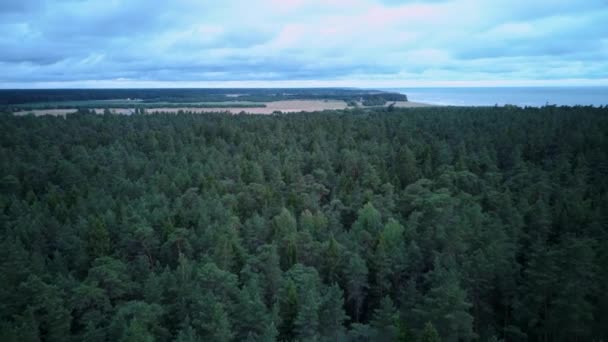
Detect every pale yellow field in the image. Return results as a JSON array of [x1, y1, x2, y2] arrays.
[[142, 100, 350, 114], [389, 101, 435, 108]]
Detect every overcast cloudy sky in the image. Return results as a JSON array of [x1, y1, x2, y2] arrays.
[[1, 0, 607, 88]]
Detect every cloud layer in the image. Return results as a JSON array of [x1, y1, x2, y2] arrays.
[[1, 0, 607, 87]]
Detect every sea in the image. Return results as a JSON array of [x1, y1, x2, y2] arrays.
[[385, 87, 608, 107]]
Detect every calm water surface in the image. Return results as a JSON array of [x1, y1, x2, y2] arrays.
[[386, 87, 608, 107]]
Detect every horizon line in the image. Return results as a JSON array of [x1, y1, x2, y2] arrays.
[[1, 78, 608, 89]]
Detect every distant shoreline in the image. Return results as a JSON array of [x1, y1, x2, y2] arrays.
[[387, 86, 608, 107]]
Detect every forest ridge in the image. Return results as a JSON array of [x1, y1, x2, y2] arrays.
[[1, 105, 607, 341]]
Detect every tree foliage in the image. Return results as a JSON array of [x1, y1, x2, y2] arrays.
[[1, 105, 607, 341]]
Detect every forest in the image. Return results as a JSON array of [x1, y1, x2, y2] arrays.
[[1, 105, 607, 341]]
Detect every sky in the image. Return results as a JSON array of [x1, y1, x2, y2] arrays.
[[0, 0, 607, 88]]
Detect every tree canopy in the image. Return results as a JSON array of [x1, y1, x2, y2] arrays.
[[1, 104, 607, 341]]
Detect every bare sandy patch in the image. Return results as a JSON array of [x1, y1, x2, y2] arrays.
[[144, 100, 349, 114], [13, 109, 72, 116], [264, 100, 348, 112]]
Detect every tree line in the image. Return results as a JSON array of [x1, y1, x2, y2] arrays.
[[0, 88, 407, 107]]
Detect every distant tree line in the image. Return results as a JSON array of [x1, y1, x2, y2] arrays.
[[10, 102, 267, 112], [0, 88, 407, 107], [0, 105, 606, 341]]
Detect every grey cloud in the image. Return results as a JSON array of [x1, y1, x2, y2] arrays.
[[456, 39, 599, 60], [492, 0, 608, 22], [169, 29, 274, 51], [454, 11, 608, 61], [0, 0, 607, 85], [0, 52, 402, 82]]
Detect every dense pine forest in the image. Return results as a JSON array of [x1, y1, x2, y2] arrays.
[[1, 106, 608, 342]]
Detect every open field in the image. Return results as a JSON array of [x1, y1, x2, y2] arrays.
[[141, 99, 350, 114], [13, 99, 435, 116], [4, 88, 418, 115], [389, 101, 435, 108]]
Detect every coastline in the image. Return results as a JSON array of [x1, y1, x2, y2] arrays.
[[388, 86, 608, 107]]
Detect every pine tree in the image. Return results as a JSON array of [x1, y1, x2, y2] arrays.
[[208, 302, 234, 342], [319, 283, 349, 340], [294, 286, 320, 341], [373, 218, 406, 298], [322, 235, 342, 283], [350, 202, 382, 260], [258, 243, 283, 305], [371, 296, 399, 341], [14, 308, 40, 342], [345, 253, 369, 322], [396, 145, 420, 187], [273, 208, 298, 270], [119, 319, 154, 342], [259, 322, 279, 342], [279, 280, 299, 341], [87, 217, 110, 260], [234, 278, 269, 340], [415, 260, 474, 342], [549, 237, 596, 341], [516, 238, 559, 342], [175, 325, 199, 342], [300, 210, 315, 233], [213, 216, 245, 272], [419, 322, 441, 342]]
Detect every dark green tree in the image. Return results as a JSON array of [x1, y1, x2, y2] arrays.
[[419, 322, 441, 342], [371, 296, 399, 341]]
